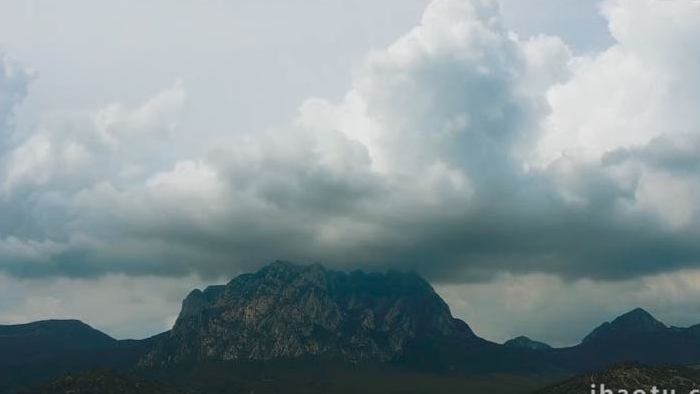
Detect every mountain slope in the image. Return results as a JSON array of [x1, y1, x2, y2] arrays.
[[142, 360, 553, 394], [23, 369, 180, 394], [535, 363, 700, 394]]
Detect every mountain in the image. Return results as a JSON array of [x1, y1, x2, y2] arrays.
[[12, 262, 700, 393], [0, 320, 161, 392], [581, 308, 667, 344], [133, 263, 700, 375], [554, 308, 700, 371], [0, 319, 117, 363], [504, 336, 552, 351], [535, 363, 700, 394], [140, 261, 484, 367], [0, 262, 563, 393]]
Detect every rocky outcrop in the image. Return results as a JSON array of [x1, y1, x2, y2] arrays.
[[140, 261, 478, 366]]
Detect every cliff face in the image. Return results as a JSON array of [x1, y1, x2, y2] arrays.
[[141, 261, 477, 366]]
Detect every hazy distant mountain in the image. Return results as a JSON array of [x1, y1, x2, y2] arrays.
[[504, 336, 552, 351], [535, 363, 700, 394]]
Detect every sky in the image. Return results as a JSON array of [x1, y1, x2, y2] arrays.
[[0, 0, 699, 346]]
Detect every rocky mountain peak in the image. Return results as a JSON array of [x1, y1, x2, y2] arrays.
[[141, 261, 478, 366]]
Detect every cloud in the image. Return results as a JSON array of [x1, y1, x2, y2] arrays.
[[3, 81, 186, 193], [0, 53, 32, 150], [1, 0, 700, 288]]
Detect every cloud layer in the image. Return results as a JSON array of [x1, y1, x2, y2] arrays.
[[1, 0, 700, 286]]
